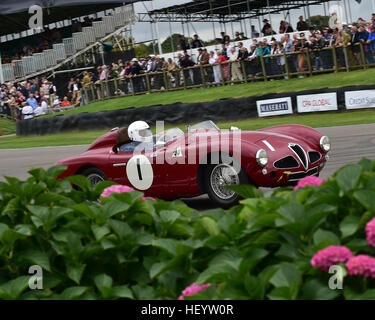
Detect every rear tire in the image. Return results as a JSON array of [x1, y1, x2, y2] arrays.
[[203, 159, 251, 209], [81, 167, 108, 186]]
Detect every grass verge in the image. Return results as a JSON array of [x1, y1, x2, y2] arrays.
[[0, 118, 16, 136], [1, 109, 374, 149], [43, 68, 375, 117]]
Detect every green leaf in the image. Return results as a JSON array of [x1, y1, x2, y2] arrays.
[[160, 210, 180, 227], [196, 264, 234, 285], [313, 229, 340, 246], [2, 198, 21, 216], [109, 219, 132, 239], [22, 250, 51, 272], [94, 274, 113, 289], [0, 223, 10, 239], [339, 215, 361, 238], [14, 224, 33, 236], [269, 263, 302, 289], [113, 285, 133, 299], [91, 224, 111, 241], [336, 164, 361, 192], [353, 190, 375, 212], [277, 202, 305, 223], [101, 200, 130, 219], [73, 203, 97, 219], [199, 216, 221, 236], [267, 287, 292, 300], [59, 286, 89, 300], [149, 261, 169, 279], [66, 175, 91, 191], [0, 276, 30, 299], [301, 279, 340, 300], [227, 184, 262, 199], [46, 166, 67, 178], [152, 239, 178, 256], [67, 264, 86, 284]]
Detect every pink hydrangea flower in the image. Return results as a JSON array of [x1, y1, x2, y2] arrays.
[[346, 255, 375, 278], [311, 246, 353, 271], [294, 176, 324, 190], [365, 217, 375, 248], [100, 185, 155, 201], [177, 282, 211, 300]]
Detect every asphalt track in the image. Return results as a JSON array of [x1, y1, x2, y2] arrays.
[[1, 124, 374, 210]]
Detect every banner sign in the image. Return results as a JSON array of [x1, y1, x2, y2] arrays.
[[256, 97, 293, 117], [345, 90, 375, 110], [297, 93, 338, 113]]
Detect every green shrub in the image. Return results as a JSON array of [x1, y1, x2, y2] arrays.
[[0, 159, 375, 300]]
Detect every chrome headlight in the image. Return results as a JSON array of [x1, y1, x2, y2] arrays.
[[320, 136, 331, 153], [256, 149, 269, 167]]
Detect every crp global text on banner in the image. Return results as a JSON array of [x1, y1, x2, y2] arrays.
[[297, 92, 338, 113]]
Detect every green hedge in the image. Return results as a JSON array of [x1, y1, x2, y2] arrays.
[[0, 159, 375, 300]]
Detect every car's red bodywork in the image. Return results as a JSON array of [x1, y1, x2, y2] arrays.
[[55, 124, 328, 199]]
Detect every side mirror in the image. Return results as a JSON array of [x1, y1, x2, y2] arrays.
[[112, 146, 119, 154]]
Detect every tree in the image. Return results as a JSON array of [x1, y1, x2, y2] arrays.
[[134, 43, 152, 59], [307, 15, 330, 30]]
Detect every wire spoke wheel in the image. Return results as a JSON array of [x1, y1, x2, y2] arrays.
[[87, 173, 105, 186], [209, 164, 240, 200]]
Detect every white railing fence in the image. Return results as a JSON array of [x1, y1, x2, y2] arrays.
[[1, 4, 136, 83]]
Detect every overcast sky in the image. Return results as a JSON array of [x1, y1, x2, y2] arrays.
[[131, 0, 375, 44]]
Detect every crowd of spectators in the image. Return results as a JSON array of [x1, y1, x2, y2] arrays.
[[0, 77, 78, 120], [87, 13, 375, 94], [1, 13, 375, 119]]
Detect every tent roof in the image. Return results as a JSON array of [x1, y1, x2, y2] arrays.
[[148, 0, 334, 22], [0, 0, 148, 36]]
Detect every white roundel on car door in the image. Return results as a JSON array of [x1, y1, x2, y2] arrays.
[[126, 155, 154, 190]]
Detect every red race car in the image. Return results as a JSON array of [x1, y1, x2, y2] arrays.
[[56, 120, 330, 208]]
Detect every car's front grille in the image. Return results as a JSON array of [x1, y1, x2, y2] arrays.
[[309, 151, 322, 164], [274, 156, 299, 169], [289, 144, 307, 169], [288, 167, 319, 181]]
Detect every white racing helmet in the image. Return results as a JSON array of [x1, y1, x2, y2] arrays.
[[128, 121, 152, 142]]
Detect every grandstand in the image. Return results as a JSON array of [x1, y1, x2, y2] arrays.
[[0, 1, 147, 83]]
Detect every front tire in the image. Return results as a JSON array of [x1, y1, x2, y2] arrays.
[[204, 161, 250, 209], [81, 167, 107, 186]]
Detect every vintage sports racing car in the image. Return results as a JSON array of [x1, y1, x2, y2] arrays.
[[56, 121, 331, 208]]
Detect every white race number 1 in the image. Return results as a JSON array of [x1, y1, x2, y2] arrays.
[[126, 155, 154, 190]]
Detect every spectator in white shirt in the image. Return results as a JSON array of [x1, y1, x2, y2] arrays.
[[22, 103, 34, 119]]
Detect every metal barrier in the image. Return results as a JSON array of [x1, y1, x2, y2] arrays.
[[92, 21, 105, 39], [53, 43, 67, 61], [73, 32, 86, 51], [113, 9, 124, 27], [81, 42, 375, 107], [22, 56, 36, 75], [1, 4, 137, 82], [63, 38, 75, 56], [33, 53, 46, 71], [102, 16, 115, 34], [12, 60, 24, 78], [82, 27, 95, 44], [43, 49, 57, 68], [2, 63, 15, 82]]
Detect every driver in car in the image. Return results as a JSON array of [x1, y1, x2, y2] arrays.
[[119, 121, 154, 152]]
